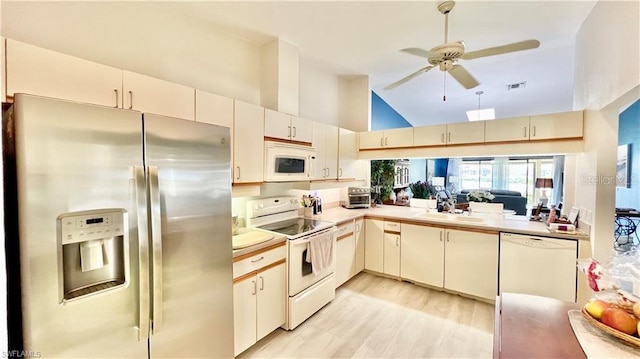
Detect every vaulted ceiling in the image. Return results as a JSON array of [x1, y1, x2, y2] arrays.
[[2, 1, 598, 126]]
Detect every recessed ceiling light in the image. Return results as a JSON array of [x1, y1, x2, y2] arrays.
[[466, 108, 495, 121]]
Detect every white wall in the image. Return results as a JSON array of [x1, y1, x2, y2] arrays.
[[573, 0, 640, 261], [299, 62, 340, 126]]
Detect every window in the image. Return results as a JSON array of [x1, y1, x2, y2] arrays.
[[454, 156, 558, 207]]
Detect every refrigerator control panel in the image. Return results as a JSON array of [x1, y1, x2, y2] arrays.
[[59, 209, 126, 245]]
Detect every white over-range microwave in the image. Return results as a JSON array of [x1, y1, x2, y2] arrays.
[[264, 141, 316, 182]]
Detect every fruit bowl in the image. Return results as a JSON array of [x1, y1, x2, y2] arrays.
[[581, 307, 640, 347]]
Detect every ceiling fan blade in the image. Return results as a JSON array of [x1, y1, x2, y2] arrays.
[[384, 66, 435, 90], [461, 39, 540, 60], [400, 47, 439, 59], [448, 64, 480, 89]]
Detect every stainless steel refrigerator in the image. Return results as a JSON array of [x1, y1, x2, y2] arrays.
[[3, 94, 233, 358]]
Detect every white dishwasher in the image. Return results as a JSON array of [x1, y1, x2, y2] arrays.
[[499, 232, 578, 302]]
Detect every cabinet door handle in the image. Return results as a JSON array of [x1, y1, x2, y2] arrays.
[[385, 137, 388, 146], [523, 126, 527, 138], [293, 126, 297, 138], [251, 256, 264, 263], [288, 126, 292, 138], [380, 137, 384, 146], [440, 231, 443, 242], [441, 133, 445, 143], [236, 166, 241, 180], [446, 232, 450, 242], [533, 125, 536, 137], [355, 223, 360, 232], [448, 132, 451, 142], [395, 237, 399, 247], [128, 90, 133, 109], [114, 89, 119, 108], [251, 280, 256, 295], [259, 276, 264, 291], [339, 168, 343, 178]]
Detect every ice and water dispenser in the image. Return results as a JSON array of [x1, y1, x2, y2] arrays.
[[57, 209, 129, 303]]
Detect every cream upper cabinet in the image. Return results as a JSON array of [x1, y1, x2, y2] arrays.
[[195, 90, 233, 127], [364, 219, 384, 273], [264, 109, 313, 143], [338, 128, 358, 180], [354, 218, 365, 274], [264, 109, 292, 140], [445, 121, 485, 145], [312, 122, 339, 180], [233, 101, 264, 183], [484, 116, 530, 143], [444, 229, 498, 300], [530, 110, 584, 140], [401, 224, 445, 287], [413, 124, 448, 146], [196, 91, 234, 180], [359, 128, 413, 150], [6, 39, 122, 108], [123, 71, 194, 120], [291, 116, 314, 143]]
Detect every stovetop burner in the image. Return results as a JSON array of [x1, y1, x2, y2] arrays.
[[256, 217, 334, 238]]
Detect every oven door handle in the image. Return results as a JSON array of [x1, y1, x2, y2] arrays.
[[289, 228, 336, 245]]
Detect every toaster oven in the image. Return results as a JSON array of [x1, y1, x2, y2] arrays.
[[341, 187, 371, 209]]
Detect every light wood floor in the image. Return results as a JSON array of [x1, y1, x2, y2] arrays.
[[238, 272, 495, 358]]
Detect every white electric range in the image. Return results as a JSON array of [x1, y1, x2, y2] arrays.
[[246, 197, 337, 330]]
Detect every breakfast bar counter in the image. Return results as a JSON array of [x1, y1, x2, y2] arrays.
[[493, 293, 585, 358]]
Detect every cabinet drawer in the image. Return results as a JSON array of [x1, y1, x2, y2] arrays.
[[336, 220, 355, 239], [233, 244, 286, 279], [383, 221, 401, 232]]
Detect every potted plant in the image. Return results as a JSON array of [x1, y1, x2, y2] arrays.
[[408, 180, 434, 208], [371, 160, 395, 204]]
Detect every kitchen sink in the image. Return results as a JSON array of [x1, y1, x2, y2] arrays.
[[412, 212, 453, 220], [232, 229, 274, 249], [412, 212, 487, 224], [453, 216, 487, 223]]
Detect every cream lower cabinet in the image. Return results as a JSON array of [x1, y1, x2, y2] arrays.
[[400, 223, 445, 287], [354, 219, 365, 273], [335, 221, 356, 288], [364, 219, 384, 272], [443, 229, 498, 300], [233, 261, 286, 356], [383, 232, 401, 277]]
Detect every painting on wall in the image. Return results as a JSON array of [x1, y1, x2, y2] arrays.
[[617, 144, 630, 188]]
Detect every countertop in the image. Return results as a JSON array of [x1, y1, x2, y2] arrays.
[[308, 205, 590, 241], [231, 227, 287, 259], [493, 293, 585, 358]]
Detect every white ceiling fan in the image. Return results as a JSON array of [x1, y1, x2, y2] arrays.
[[384, 1, 540, 92]]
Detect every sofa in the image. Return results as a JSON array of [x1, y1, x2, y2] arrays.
[[455, 189, 527, 216]]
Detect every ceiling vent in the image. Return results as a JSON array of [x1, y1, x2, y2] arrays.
[[506, 81, 527, 91]]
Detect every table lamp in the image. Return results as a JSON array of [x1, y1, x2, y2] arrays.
[[535, 178, 554, 206]]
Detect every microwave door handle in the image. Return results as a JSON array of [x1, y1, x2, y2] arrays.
[[308, 155, 313, 178]]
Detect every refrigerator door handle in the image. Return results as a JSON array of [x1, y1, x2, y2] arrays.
[[148, 166, 163, 334], [134, 166, 151, 342]]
